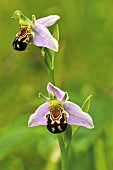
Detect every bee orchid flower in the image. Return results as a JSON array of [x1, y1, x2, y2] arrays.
[[28, 83, 94, 134], [12, 10, 60, 52]]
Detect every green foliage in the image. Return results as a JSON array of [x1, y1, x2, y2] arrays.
[[81, 95, 92, 113], [0, 0, 113, 170], [63, 125, 72, 147]]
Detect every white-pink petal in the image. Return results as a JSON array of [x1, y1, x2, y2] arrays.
[[47, 82, 69, 100], [32, 23, 58, 51], [64, 101, 94, 129], [28, 102, 49, 127], [36, 15, 60, 27]]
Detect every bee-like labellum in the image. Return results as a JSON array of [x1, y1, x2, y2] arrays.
[[46, 108, 68, 134], [12, 28, 30, 51]]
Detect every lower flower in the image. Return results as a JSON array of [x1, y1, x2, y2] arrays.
[[28, 83, 94, 134]]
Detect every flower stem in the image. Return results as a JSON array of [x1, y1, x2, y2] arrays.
[[58, 134, 69, 170], [48, 68, 55, 85], [45, 49, 69, 170]]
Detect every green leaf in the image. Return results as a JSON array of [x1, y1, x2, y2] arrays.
[[53, 24, 59, 41], [81, 95, 92, 113], [41, 47, 53, 70], [63, 125, 72, 146], [71, 125, 80, 136]]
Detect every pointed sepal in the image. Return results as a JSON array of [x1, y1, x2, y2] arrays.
[[81, 95, 92, 112]]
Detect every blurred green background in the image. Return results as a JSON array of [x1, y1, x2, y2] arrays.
[[0, 0, 113, 170]]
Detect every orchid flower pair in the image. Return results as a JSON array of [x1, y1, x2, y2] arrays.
[[12, 10, 60, 52], [28, 83, 94, 134], [12, 11, 94, 134]]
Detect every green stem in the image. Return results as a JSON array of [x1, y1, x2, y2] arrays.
[[47, 51, 69, 170], [58, 134, 69, 170], [48, 68, 55, 85], [49, 53, 55, 85]]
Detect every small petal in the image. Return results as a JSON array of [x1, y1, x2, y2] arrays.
[[47, 82, 69, 100], [64, 101, 94, 129], [36, 15, 60, 27], [28, 102, 49, 127], [32, 23, 58, 51]]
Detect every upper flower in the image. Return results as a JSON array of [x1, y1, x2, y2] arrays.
[[28, 83, 94, 134], [12, 10, 60, 52]]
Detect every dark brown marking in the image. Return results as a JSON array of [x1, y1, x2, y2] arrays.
[[46, 113, 67, 134]]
